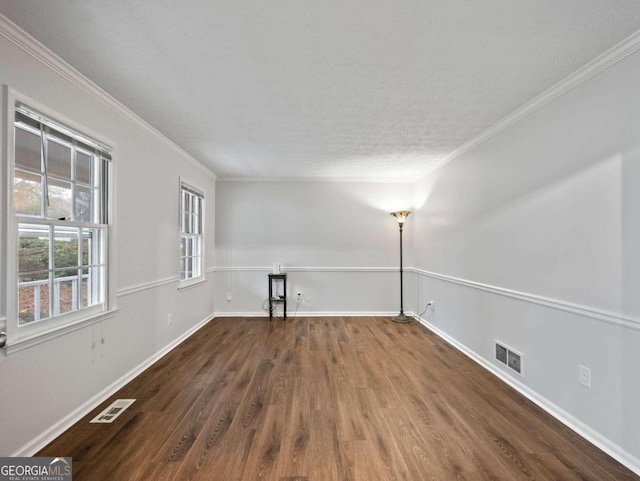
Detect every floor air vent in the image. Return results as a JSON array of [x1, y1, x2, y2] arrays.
[[495, 341, 523, 375], [90, 399, 136, 423]]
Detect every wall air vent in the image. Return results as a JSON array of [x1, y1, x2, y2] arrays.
[[495, 341, 523, 375], [90, 399, 136, 423]]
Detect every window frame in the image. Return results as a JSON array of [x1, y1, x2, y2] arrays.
[[178, 179, 205, 289], [3, 88, 117, 351]]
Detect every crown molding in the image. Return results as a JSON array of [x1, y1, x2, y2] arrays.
[[417, 28, 640, 181], [217, 176, 414, 184], [0, 14, 216, 180]]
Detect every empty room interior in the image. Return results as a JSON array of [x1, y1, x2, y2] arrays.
[[1, 1, 640, 480]]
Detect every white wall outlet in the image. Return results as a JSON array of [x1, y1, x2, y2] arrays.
[[579, 365, 591, 388], [297, 291, 302, 297], [429, 300, 435, 310], [226, 292, 232, 302], [167, 313, 173, 325]]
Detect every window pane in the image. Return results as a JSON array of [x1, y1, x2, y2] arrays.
[[187, 213, 194, 235], [185, 257, 192, 279], [182, 191, 188, 213], [53, 274, 79, 315], [81, 267, 88, 308], [81, 228, 102, 266], [54, 226, 79, 270], [15, 127, 41, 172], [192, 256, 202, 278], [47, 139, 71, 179], [193, 236, 202, 257], [181, 211, 188, 233], [186, 213, 192, 234], [192, 194, 198, 216], [75, 185, 93, 223], [196, 197, 202, 232], [85, 266, 103, 307], [180, 257, 187, 280], [47, 177, 72, 219], [76, 151, 93, 184], [18, 224, 50, 273], [18, 272, 49, 325], [14, 169, 42, 216]]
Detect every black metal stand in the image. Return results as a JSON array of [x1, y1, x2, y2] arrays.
[[268, 273, 287, 321], [393, 222, 411, 323]]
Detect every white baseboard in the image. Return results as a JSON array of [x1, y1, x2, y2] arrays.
[[11, 313, 214, 457], [415, 315, 640, 477], [214, 311, 401, 318]]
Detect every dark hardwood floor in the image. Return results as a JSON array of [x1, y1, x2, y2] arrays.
[[39, 316, 638, 480]]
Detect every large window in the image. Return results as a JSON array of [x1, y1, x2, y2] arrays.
[[13, 104, 111, 332], [179, 182, 204, 283]]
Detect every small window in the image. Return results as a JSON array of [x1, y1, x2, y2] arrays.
[[179, 182, 204, 283], [12, 104, 111, 334]]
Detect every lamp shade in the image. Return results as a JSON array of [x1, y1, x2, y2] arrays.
[[390, 210, 411, 225]]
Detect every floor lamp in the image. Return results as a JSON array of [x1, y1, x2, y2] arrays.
[[390, 210, 411, 323]]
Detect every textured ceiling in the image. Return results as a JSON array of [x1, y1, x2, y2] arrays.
[[1, 1, 640, 179]]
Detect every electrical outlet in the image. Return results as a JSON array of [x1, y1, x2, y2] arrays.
[[428, 300, 435, 310], [579, 365, 591, 388], [226, 292, 232, 302], [297, 291, 302, 297], [167, 313, 173, 325]]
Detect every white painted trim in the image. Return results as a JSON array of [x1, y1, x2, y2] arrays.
[[218, 176, 413, 183], [213, 266, 271, 272], [0, 13, 216, 180], [412, 267, 640, 330], [10, 312, 214, 457], [416, 29, 640, 180], [415, 315, 640, 477], [6, 308, 120, 355], [214, 311, 405, 318], [116, 276, 180, 297], [213, 266, 398, 273], [177, 277, 208, 291], [214, 265, 640, 329]]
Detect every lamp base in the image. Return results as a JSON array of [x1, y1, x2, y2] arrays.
[[392, 312, 412, 323]]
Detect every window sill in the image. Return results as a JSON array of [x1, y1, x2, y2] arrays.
[[4, 308, 120, 355], [177, 277, 207, 291]]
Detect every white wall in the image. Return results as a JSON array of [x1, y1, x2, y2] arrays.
[[0, 23, 216, 455], [412, 48, 640, 466], [214, 180, 414, 316]]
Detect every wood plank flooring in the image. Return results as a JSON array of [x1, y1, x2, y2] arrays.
[[38, 316, 638, 480]]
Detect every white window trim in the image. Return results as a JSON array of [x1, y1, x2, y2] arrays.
[[178, 178, 206, 289], [3, 87, 117, 351]]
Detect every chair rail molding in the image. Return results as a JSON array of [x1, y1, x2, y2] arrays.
[[412, 267, 640, 330]]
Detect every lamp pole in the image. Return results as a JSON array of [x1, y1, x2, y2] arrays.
[[390, 210, 411, 323]]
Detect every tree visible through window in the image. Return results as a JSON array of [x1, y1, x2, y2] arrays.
[[14, 106, 110, 325]]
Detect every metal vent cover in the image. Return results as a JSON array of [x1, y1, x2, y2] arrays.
[[90, 399, 135, 423], [495, 340, 523, 376]]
